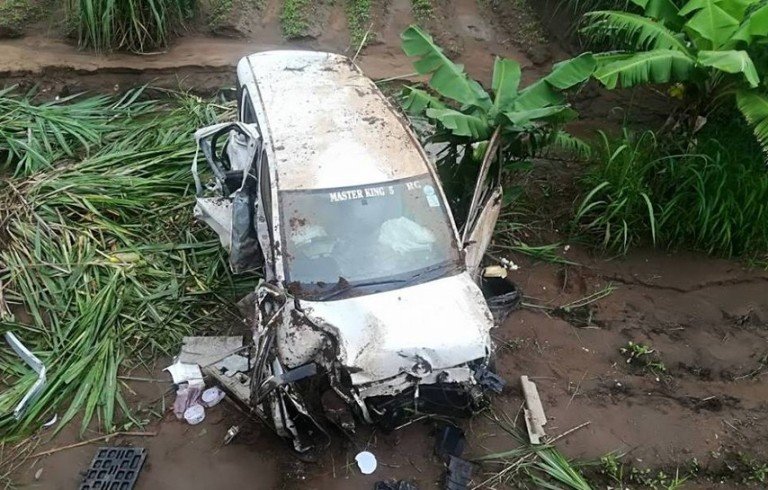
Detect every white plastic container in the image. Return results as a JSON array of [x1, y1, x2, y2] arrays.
[[355, 451, 377, 475], [184, 404, 205, 425], [201, 387, 225, 408]]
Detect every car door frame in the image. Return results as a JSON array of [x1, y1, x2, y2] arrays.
[[238, 78, 284, 284], [460, 127, 504, 280]]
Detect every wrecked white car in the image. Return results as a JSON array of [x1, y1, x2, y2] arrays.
[[192, 51, 514, 453]]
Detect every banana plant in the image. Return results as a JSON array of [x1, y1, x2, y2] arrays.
[[400, 25, 596, 158], [581, 0, 768, 155]]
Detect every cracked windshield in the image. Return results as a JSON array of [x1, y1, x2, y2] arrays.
[[281, 174, 461, 298]]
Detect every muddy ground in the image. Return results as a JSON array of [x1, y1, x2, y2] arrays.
[[10, 247, 768, 489], [4, 1, 767, 488], [0, 0, 555, 90]]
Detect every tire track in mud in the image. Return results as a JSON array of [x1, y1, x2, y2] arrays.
[[598, 273, 768, 294]]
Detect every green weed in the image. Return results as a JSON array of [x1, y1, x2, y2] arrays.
[[575, 125, 768, 258], [280, 0, 312, 39], [411, 0, 433, 23], [0, 89, 252, 439], [0, 0, 43, 37], [346, 0, 372, 49], [574, 130, 658, 254], [67, 0, 194, 52], [600, 454, 689, 489], [208, 0, 234, 32], [620, 341, 667, 375], [208, 0, 264, 34], [476, 412, 593, 489]]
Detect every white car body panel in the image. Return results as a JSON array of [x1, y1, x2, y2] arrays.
[[298, 271, 494, 387], [193, 52, 508, 445], [239, 51, 429, 191]]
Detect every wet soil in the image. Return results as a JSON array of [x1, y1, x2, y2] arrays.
[[0, 0, 546, 94], [4, 1, 767, 488], [11, 248, 768, 488]]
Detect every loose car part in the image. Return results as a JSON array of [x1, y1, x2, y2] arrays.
[[5, 332, 46, 420]]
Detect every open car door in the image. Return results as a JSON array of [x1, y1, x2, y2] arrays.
[[192, 122, 263, 273], [461, 130, 504, 280]]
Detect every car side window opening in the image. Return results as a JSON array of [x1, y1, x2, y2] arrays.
[[224, 88, 261, 194], [280, 174, 461, 299], [240, 88, 258, 124], [259, 151, 274, 243]]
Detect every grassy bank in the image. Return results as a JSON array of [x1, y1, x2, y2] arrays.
[[0, 89, 251, 439], [575, 115, 768, 257]]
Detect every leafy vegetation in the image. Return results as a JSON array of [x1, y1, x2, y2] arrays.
[[67, 0, 195, 52], [400, 25, 594, 219], [0, 89, 249, 438], [476, 412, 593, 489], [600, 453, 688, 489], [576, 121, 768, 257], [0, 0, 44, 38], [401, 25, 594, 154], [345, 0, 372, 48], [411, 0, 434, 22], [574, 130, 659, 252], [280, 0, 312, 38], [620, 341, 667, 374], [581, 0, 768, 157], [207, 0, 264, 34]]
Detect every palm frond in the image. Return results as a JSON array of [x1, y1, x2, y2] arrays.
[[582, 10, 690, 51], [594, 49, 696, 88], [737, 89, 768, 157], [401, 25, 492, 109]]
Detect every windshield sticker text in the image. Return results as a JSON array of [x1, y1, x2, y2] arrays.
[[423, 185, 440, 208], [329, 186, 395, 202]]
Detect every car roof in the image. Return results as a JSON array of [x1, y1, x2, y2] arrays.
[[237, 51, 430, 191]]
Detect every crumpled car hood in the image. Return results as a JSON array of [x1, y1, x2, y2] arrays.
[[300, 271, 494, 386]]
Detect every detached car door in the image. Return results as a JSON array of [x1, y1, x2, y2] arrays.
[[192, 122, 263, 273]]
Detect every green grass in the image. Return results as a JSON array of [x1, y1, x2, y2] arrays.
[[280, 0, 312, 39], [575, 119, 768, 258], [0, 89, 253, 439], [207, 0, 264, 34], [67, 0, 195, 52], [600, 453, 688, 489], [345, 0, 372, 49], [476, 411, 593, 489], [411, 0, 433, 23], [574, 130, 659, 253], [554, 0, 632, 15], [0, 0, 43, 38], [208, 0, 234, 32]]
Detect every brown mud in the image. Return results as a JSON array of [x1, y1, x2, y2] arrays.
[[0, 0, 548, 93], [11, 248, 768, 488], [4, 1, 767, 488]]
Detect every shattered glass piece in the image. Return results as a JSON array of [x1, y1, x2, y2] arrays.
[[179, 336, 243, 367], [474, 366, 506, 394], [375, 480, 419, 490], [434, 425, 466, 458], [444, 456, 474, 490]]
